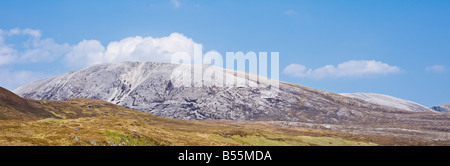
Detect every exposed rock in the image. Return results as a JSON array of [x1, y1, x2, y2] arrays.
[[12, 61, 444, 126]]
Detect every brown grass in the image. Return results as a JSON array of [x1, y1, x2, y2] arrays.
[[0, 98, 444, 146]]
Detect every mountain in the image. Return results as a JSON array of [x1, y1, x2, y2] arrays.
[[14, 61, 425, 124], [339, 93, 435, 113], [431, 103, 450, 112]]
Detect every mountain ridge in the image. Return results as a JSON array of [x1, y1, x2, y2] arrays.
[[14, 61, 422, 124], [339, 93, 434, 113]]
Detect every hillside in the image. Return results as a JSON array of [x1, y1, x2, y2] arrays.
[[0, 86, 55, 120], [1, 87, 448, 146], [0, 87, 373, 146], [339, 93, 434, 112]]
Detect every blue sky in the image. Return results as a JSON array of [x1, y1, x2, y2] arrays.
[[0, 0, 449, 106]]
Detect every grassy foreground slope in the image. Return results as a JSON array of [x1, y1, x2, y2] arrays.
[[0, 98, 374, 146], [0, 87, 443, 146]]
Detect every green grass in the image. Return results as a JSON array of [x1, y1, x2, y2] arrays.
[[209, 134, 299, 146], [298, 136, 377, 146], [39, 118, 61, 124], [104, 130, 154, 146]]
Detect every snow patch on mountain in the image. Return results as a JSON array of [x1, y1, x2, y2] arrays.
[[339, 93, 434, 112]]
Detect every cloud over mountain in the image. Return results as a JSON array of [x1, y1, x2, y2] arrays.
[[0, 28, 198, 68], [0, 28, 200, 89], [64, 33, 197, 68]]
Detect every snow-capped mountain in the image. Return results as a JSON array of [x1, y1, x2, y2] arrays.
[[339, 93, 435, 113], [13, 61, 435, 124]]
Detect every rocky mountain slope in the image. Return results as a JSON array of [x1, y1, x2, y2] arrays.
[[13, 61, 444, 125], [431, 103, 450, 112], [339, 93, 434, 113]]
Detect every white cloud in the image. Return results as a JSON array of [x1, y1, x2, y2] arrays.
[[0, 69, 47, 90], [0, 28, 199, 69], [64, 40, 106, 68], [0, 54, 15, 66], [0, 28, 65, 89], [282, 64, 311, 77], [22, 28, 42, 38], [2, 28, 41, 38], [7, 28, 21, 36], [426, 65, 447, 73], [20, 38, 70, 63], [0, 29, 17, 65], [0, 28, 70, 66], [0, 30, 3, 42], [283, 60, 401, 79], [0, 28, 203, 88], [0, 43, 17, 65], [170, 0, 181, 9], [64, 32, 198, 68]]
